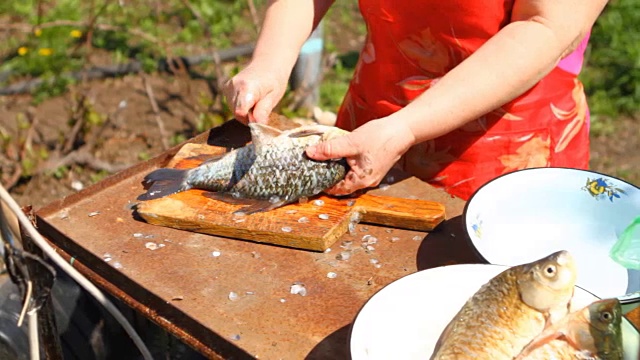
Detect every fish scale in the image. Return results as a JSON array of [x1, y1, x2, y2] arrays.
[[217, 142, 340, 199], [138, 123, 349, 214], [438, 271, 546, 359], [220, 146, 335, 200]]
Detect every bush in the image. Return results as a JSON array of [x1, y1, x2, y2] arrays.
[[581, 0, 640, 120], [0, 0, 260, 101]]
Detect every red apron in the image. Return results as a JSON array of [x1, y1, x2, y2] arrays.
[[335, 0, 590, 200]]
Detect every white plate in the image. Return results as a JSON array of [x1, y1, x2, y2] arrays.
[[350, 264, 640, 360], [463, 168, 640, 301]]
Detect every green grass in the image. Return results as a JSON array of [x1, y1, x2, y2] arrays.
[[0, 0, 263, 101]]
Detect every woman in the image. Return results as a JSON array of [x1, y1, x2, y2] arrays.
[[223, 0, 608, 200]]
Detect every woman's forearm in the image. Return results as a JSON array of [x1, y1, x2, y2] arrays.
[[251, 0, 335, 74], [393, 0, 607, 145]]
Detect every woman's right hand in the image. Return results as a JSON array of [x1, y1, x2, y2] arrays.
[[223, 62, 289, 124]]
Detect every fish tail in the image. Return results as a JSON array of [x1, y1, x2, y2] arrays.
[[137, 168, 191, 200]]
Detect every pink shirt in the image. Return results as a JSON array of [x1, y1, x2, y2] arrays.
[[557, 33, 590, 75]]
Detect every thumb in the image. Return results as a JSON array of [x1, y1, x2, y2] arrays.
[[235, 91, 258, 119], [306, 135, 358, 161]]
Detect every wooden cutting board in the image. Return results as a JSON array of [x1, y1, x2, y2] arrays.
[[135, 143, 446, 251]]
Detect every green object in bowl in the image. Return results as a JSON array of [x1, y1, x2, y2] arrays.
[[611, 216, 640, 270]]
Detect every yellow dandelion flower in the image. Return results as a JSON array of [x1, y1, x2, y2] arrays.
[[38, 48, 53, 56], [18, 47, 28, 56], [34, 28, 42, 37], [70, 29, 82, 38]]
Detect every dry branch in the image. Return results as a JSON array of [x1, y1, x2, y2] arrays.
[[179, 0, 211, 38], [142, 77, 169, 150], [63, 96, 87, 154], [247, 0, 261, 34], [3, 167, 23, 192], [20, 109, 39, 159], [40, 147, 130, 174]]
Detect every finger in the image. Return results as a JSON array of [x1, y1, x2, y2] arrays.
[[323, 181, 351, 196], [222, 79, 235, 105], [305, 135, 359, 161], [251, 95, 274, 124], [324, 172, 365, 196]]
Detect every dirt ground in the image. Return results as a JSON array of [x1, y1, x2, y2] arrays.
[[1, 71, 639, 210], [1, 74, 214, 208]]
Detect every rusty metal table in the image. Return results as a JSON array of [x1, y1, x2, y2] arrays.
[[35, 121, 640, 359]]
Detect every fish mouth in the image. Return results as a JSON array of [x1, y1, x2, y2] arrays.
[[338, 158, 351, 173]]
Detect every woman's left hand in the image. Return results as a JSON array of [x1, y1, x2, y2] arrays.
[[305, 118, 416, 196]]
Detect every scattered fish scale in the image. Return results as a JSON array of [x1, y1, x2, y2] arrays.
[[290, 283, 307, 296]]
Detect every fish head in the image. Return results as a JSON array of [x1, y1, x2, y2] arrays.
[[585, 298, 622, 333], [550, 298, 623, 359], [517, 250, 577, 318], [514, 297, 622, 360], [580, 298, 623, 359]]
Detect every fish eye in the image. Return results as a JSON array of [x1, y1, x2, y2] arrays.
[[543, 264, 557, 277], [600, 311, 613, 322]]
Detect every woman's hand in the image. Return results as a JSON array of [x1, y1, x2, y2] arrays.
[[223, 62, 289, 124], [222, 0, 336, 125], [305, 119, 416, 195]]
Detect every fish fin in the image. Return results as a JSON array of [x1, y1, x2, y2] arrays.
[[249, 123, 283, 150], [137, 168, 190, 200], [199, 153, 228, 166], [235, 199, 288, 215], [514, 329, 567, 360], [287, 129, 324, 138], [287, 125, 350, 150], [203, 192, 289, 214], [186, 153, 226, 165], [202, 192, 257, 205]]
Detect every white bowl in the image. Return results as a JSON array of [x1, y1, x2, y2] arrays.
[[350, 264, 640, 360], [463, 168, 640, 303]]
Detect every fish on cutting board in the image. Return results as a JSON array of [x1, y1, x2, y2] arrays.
[[137, 123, 349, 214], [515, 297, 623, 360], [430, 250, 578, 360]]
